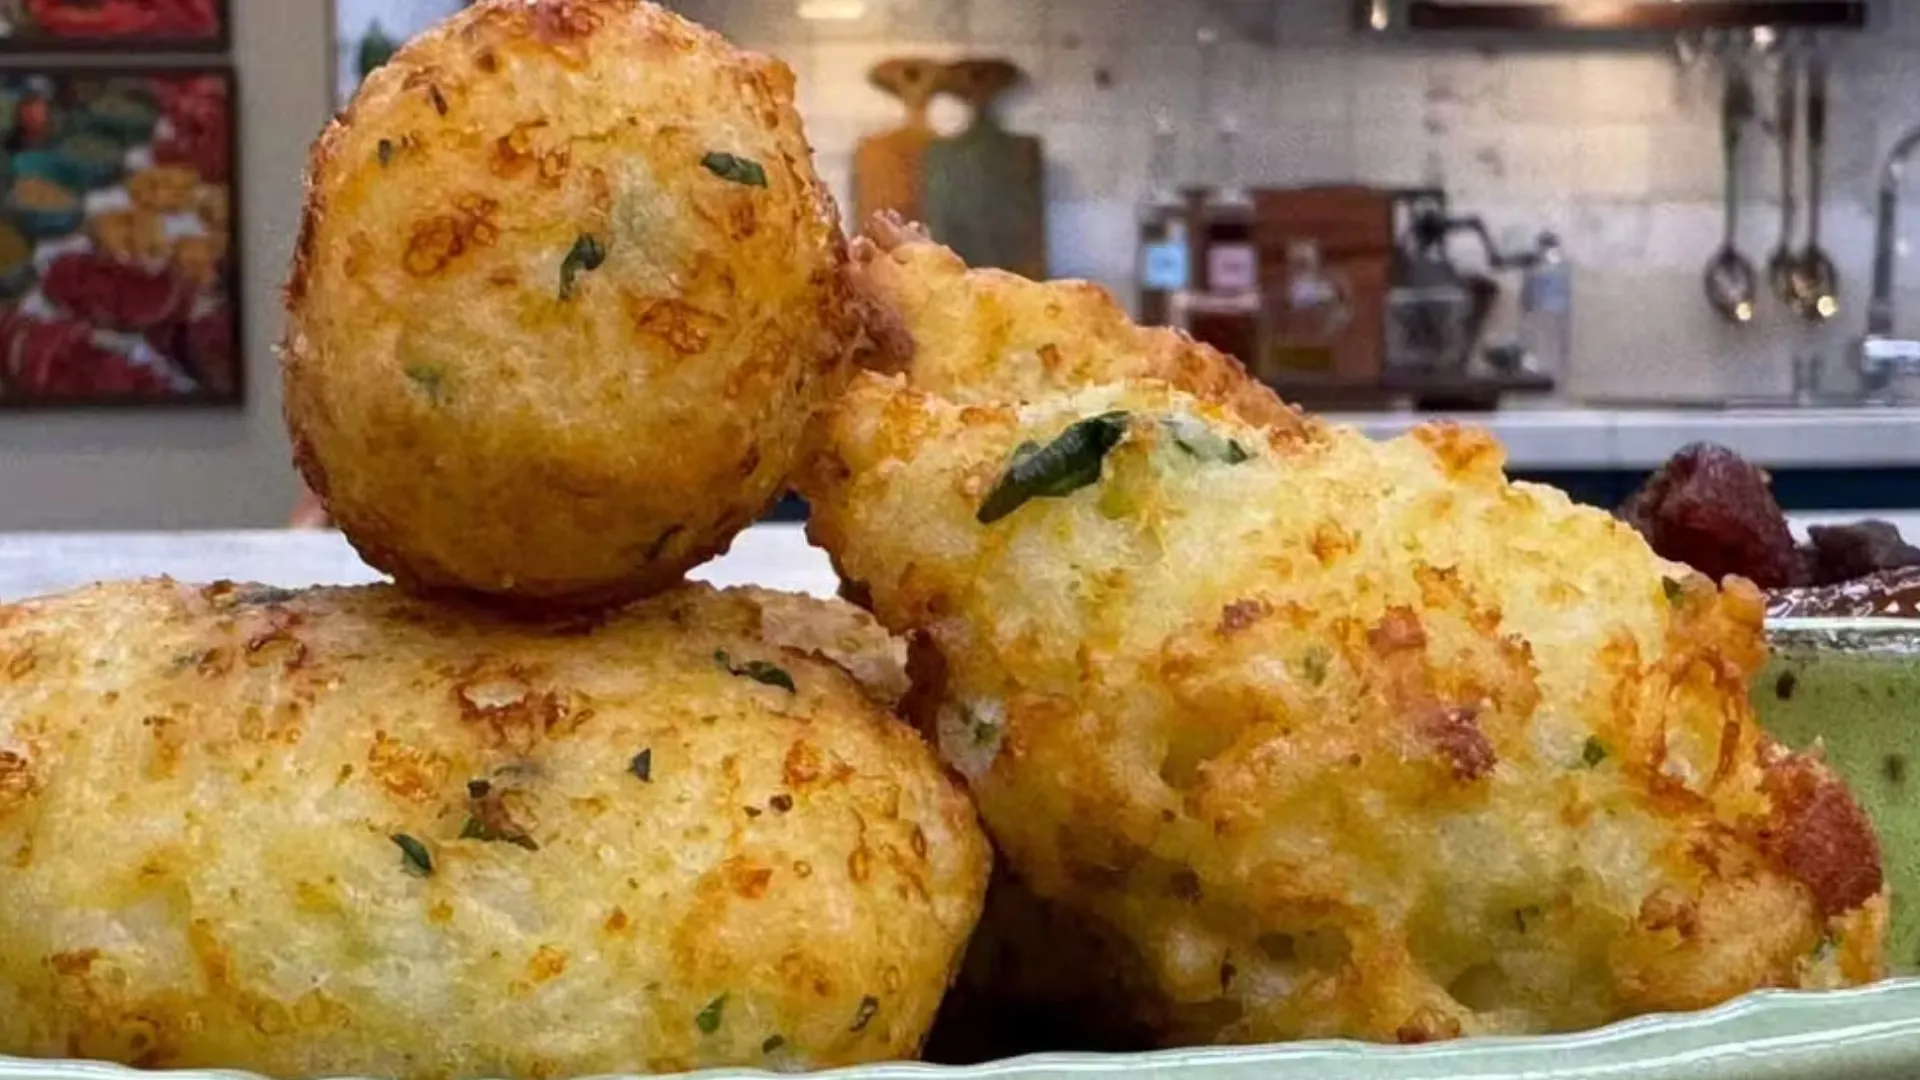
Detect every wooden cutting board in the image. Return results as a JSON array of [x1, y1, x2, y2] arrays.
[[852, 58, 944, 229], [923, 58, 1046, 279]]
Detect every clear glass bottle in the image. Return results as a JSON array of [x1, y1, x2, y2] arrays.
[[1519, 231, 1572, 379], [1136, 113, 1188, 327], [1200, 115, 1257, 302], [1183, 114, 1261, 365], [1262, 240, 1351, 378]]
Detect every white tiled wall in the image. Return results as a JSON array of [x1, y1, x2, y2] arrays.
[[655, 0, 1920, 401]]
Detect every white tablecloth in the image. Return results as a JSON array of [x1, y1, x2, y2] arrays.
[[0, 525, 840, 603], [0, 514, 1916, 604]]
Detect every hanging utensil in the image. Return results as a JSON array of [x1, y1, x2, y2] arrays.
[[1768, 49, 1801, 306], [1789, 51, 1840, 322], [1705, 61, 1758, 325]]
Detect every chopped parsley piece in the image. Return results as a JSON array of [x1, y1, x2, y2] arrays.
[[1300, 647, 1331, 687], [977, 412, 1130, 525], [404, 364, 446, 404], [701, 151, 768, 187], [960, 706, 1000, 748], [1581, 737, 1608, 768], [716, 650, 796, 693], [391, 833, 433, 876], [849, 995, 879, 1033], [235, 586, 300, 607], [1661, 577, 1685, 605], [1815, 934, 1837, 961], [695, 993, 727, 1034], [458, 816, 538, 851], [1163, 416, 1250, 464], [558, 233, 607, 300], [762, 1035, 786, 1054], [377, 138, 394, 167], [644, 524, 684, 562], [630, 748, 653, 783]]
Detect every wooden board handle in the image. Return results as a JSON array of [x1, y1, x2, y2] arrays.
[[944, 58, 1024, 114], [869, 58, 945, 115]]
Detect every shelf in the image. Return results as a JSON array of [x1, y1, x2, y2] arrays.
[[1398, 2, 1867, 32]]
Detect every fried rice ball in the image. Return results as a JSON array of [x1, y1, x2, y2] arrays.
[[799, 372, 1886, 1047], [283, 0, 858, 606], [850, 213, 1301, 430], [0, 580, 988, 1079]]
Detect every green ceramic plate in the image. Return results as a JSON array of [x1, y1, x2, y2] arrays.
[[4, 979, 1920, 1079], [1759, 617, 1920, 973], [4, 618, 1918, 1080]]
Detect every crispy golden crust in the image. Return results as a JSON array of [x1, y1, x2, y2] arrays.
[[283, 0, 857, 606], [0, 580, 987, 1079], [849, 212, 1308, 433], [798, 373, 1886, 1047]]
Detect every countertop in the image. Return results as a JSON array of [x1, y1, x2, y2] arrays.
[[1330, 407, 1920, 471], [1, 519, 1914, 603]]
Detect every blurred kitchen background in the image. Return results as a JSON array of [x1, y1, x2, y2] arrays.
[[5, 0, 1920, 530]]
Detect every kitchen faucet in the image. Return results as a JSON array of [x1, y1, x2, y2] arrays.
[[1858, 123, 1920, 395]]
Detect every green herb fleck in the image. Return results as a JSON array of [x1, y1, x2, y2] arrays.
[[644, 524, 684, 563], [762, 1035, 786, 1054], [458, 816, 538, 851], [235, 586, 300, 607], [716, 649, 797, 693], [630, 748, 653, 783], [850, 995, 880, 1033], [559, 233, 607, 301], [977, 412, 1131, 525], [1581, 737, 1608, 768], [961, 706, 1000, 747], [170, 648, 217, 671], [391, 833, 433, 876], [1815, 934, 1837, 962], [1163, 416, 1250, 464], [1661, 577, 1685, 605], [404, 364, 447, 404], [1512, 904, 1543, 933], [696, 993, 728, 1034], [1300, 647, 1331, 687], [701, 151, 768, 187]]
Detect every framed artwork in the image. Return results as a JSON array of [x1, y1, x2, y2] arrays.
[[0, 1, 229, 53], [0, 67, 239, 407]]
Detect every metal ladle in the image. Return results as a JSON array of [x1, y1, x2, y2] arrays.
[[1705, 63, 1758, 324], [1767, 50, 1801, 306], [1789, 52, 1840, 322]]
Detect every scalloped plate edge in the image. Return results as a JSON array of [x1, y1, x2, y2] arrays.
[[6, 980, 1920, 1080]]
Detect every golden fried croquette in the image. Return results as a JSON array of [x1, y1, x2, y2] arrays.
[[851, 213, 1301, 430], [799, 372, 1885, 1047], [0, 580, 987, 1079], [283, 0, 858, 606]]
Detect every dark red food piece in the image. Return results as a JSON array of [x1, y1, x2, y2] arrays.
[[1620, 442, 1803, 589], [1804, 520, 1920, 585]]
